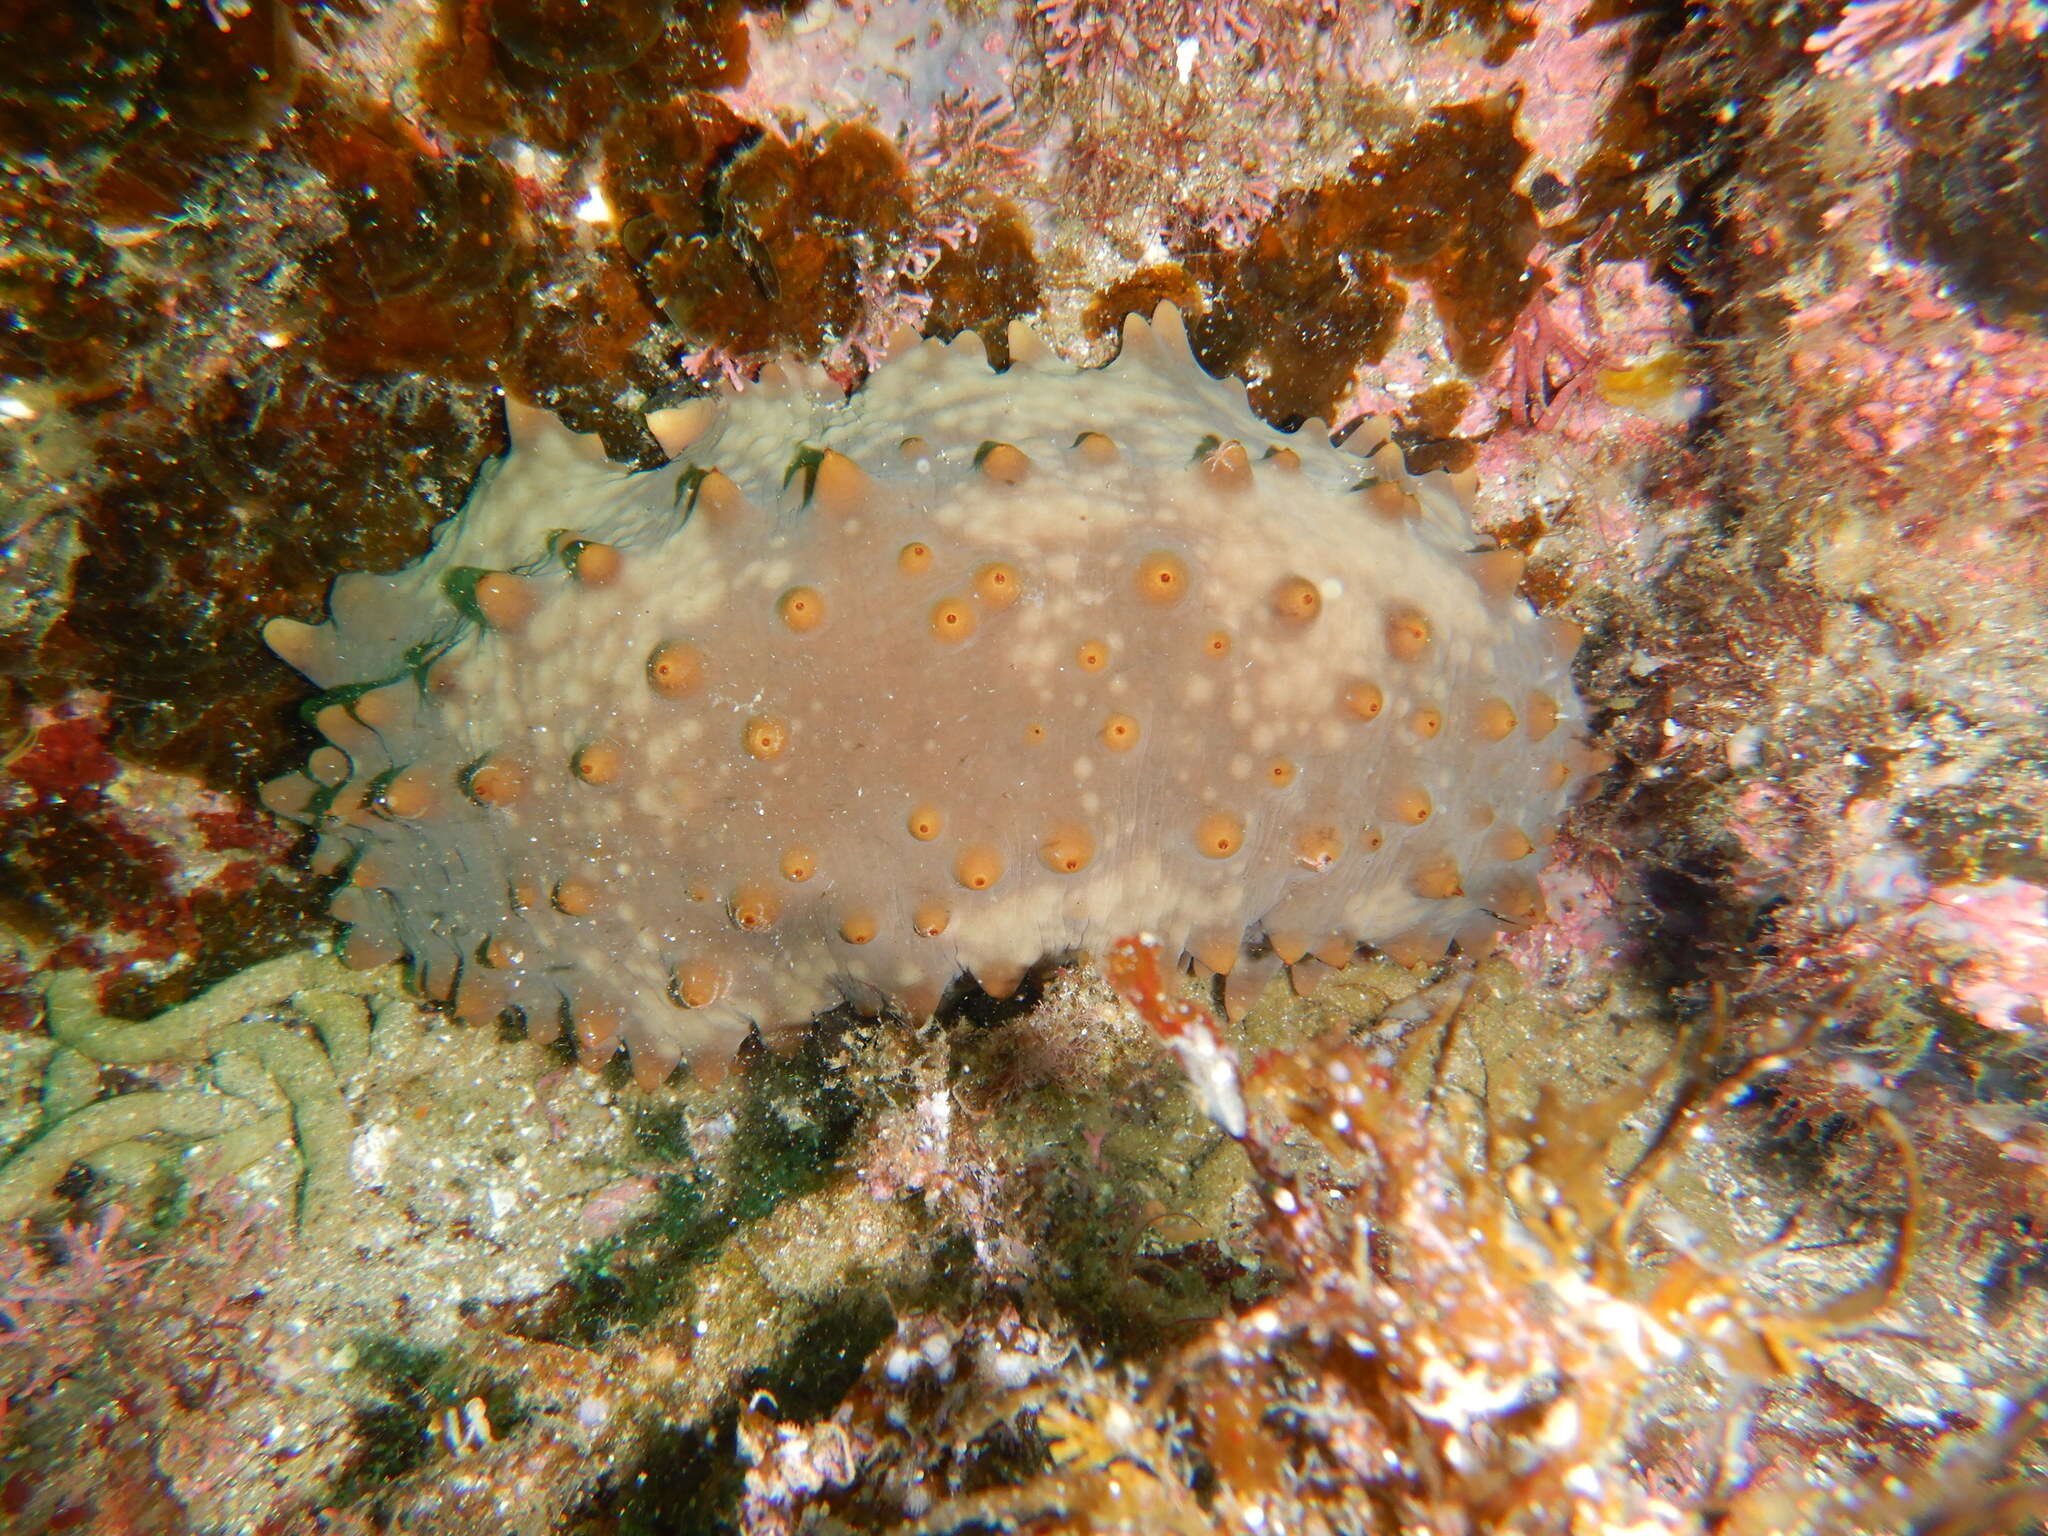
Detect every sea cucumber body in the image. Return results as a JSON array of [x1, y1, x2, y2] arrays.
[[263, 309, 1592, 1078]]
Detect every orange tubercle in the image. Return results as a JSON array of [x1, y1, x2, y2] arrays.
[[1136, 551, 1190, 606], [1342, 681, 1384, 721], [778, 586, 826, 633], [574, 740, 623, 785], [954, 844, 1004, 890], [1293, 827, 1343, 872], [808, 448, 871, 515], [1411, 855, 1464, 900], [1074, 430, 1118, 464], [1474, 696, 1518, 741], [567, 540, 622, 586], [672, 962, 724, 1009], [1490, 826, 1536, 861], [1271, 575, 1321, 623], [1486, 875, 1546, 925], [1202, 439, 1252, 490], [1195, 811, 1245, 859], [1389, 787, 1433, 825], [1469, 548, 1526, 601], [974, 562, 1021, 608], [554, 878, 601, 916], [1386, 607, 1431, 661], [1040, 825, 1095, 874], [647, 640, 705, 696], [474, 573, 534, 631], [380, 770, 435, 820], [463, 754, 526, 806], [350, 685, 408, 730], [930, 596, 977, 642], [978, 441, 1031, 484], [691, 469, 748, 526], [744, 715, 789, 760], [729, 885, 781, 931]]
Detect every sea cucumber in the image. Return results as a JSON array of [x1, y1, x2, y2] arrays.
[[261, 306, 1595, 1083]]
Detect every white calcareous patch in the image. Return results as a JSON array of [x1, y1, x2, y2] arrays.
[[261, 306, 1597, 1083]]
